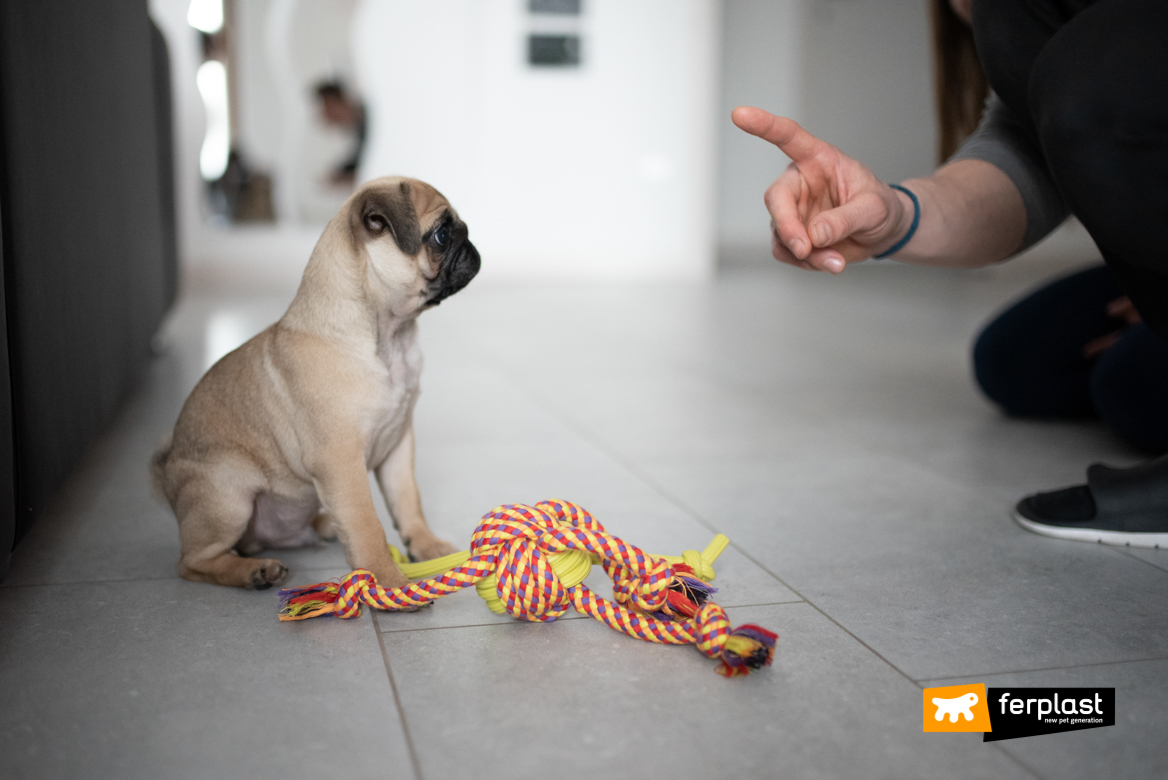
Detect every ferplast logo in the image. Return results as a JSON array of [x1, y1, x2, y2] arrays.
[[922, 684, 992, 733], [983, 688, 1115, 742], [923, 685, 1115, 741]]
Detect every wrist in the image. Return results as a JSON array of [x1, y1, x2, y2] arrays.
[[873, 184, 920, 258], [892, 189, 915, 242]]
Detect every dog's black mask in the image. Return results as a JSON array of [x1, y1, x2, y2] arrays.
[[424, 217, 480, 307]]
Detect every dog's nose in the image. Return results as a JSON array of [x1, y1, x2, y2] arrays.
[[426, 241, 480, 306], [457, 242, 481, 281]]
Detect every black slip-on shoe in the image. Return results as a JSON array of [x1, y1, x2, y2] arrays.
[[1014, 456, 1168, 549]]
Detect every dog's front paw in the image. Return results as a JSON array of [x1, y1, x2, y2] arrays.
[[407, 535, 458, 562], [249, 560, 289, 591]]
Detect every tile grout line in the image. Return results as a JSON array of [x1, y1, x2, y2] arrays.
[[1108, 546, 1168, 575], [916, 652, 1168, 685], [0, 566, 349, 590], [371, 610, 425, 780], [713, 599, 807, 608], [0, 575, 181, 589]]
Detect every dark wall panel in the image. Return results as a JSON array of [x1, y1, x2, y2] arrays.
[[152, 19, 179, 313], [0, 0, 172, 543], [0, 197, 13, 578]]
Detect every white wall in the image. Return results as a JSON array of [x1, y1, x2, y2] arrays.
[[718, 0, 937, 256], [232, 0, 282, 174], [801, 0, 937, 183], [718, 0, 806, 250], [353, 0, 722, 282]]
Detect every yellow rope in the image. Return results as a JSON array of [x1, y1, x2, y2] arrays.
[[656, 534, 730, 582], [387, 545, 470, 578]]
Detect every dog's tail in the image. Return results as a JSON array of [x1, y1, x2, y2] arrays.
[[150, 434, 173, 504]]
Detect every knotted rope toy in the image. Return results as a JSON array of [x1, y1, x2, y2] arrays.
[[278, 499, 777, 677]]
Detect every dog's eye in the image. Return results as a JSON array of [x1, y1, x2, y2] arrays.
[[432, 225, 450, 247], [365, 214, 387, 233]]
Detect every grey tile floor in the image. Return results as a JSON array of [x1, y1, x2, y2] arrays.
[[3, 252, 1167, 779]]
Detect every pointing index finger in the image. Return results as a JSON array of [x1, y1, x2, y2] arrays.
[[731, 107, 826, 163]]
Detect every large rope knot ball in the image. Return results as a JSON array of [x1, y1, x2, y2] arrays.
[[468, 501, 676, 621], [279, 499, 778, 677]]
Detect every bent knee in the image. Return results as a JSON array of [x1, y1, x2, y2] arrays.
[[972, 316, 1095, 418], [972, 321, 1024, 411]]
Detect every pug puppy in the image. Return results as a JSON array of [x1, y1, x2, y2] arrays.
[[151, 176, 480, 590]]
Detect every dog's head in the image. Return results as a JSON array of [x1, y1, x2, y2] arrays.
[[347, 176, 480, 316]]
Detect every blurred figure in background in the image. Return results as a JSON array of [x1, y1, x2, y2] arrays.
[[315, 80, 366, 189]]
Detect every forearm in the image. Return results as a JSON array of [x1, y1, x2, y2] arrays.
[[887, 159, 1027, 268]]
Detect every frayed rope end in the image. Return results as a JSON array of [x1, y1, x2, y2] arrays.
[[662, 564, 719, 620], [277, 581, 340, 621], [716, 624, 778, 677]]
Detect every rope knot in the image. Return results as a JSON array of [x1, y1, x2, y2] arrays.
[[606, 557, 675, 614], [491, 507, 574, 622], [472, 500, 678, 622], [336, 570, 376, 619], [694, 603, 779, 677]]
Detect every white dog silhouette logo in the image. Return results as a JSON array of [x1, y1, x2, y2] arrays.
[[932, 692, 979, 723]]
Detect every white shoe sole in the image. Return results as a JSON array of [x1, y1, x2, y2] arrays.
[[1014, 511, 1168, 549]]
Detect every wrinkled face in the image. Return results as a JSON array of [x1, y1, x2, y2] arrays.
[[349, 177, 481, 316]]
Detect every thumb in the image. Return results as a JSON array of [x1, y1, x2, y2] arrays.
[[807, 191, 888, 248]]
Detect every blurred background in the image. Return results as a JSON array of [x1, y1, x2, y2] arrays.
[[155, 0, 962, 288], [0, 0, 1101, 570]]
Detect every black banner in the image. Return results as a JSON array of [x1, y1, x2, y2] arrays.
[[984, 688, 1115, 742]]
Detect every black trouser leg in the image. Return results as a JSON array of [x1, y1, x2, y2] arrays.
[[973, 265, 1168, 454], [1092, 324, 1168, 453], [973, 266, 1121, 418]]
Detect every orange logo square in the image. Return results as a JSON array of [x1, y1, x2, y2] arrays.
[[923, 684, 992, 733]]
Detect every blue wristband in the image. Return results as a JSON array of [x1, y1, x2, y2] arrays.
[[873, 184, 919, 259]]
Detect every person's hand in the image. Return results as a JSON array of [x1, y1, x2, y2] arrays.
[[1083, 296, 1143, 358], [731, 106, 914, 273]]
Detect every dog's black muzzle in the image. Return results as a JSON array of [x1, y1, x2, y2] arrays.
[[426, 239, 480, 306]]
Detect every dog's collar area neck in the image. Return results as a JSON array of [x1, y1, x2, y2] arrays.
[[373, 311, 419, 351]]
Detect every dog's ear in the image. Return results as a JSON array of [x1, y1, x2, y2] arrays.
[[352, 181, 422, 255]]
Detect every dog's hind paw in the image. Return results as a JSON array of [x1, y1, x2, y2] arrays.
[[249, 560, 289, 590]]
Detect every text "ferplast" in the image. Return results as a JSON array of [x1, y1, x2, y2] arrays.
[[997, 691, 1104, 720]]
